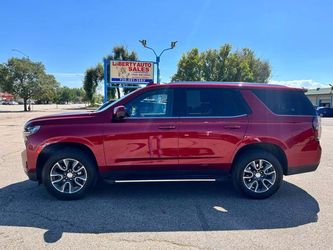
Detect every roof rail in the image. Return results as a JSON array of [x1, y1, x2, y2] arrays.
[[171, 81, 284, 87]]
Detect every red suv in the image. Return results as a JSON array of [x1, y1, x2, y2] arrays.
[[22, 83, 321, 200]]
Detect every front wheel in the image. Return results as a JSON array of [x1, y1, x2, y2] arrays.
[[42, 148, 97, 200], [232, 150, 283, 199]]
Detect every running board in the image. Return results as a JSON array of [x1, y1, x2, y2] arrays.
[[107, 179, 217, 184]]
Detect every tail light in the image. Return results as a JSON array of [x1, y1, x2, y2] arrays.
[[313, 116, 321, 140]]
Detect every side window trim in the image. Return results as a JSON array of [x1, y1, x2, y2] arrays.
[[178, 114, 248, 119]]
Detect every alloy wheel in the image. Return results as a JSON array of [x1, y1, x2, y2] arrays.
[[242, 159, 277, 193], [50, 158, 88, 194]]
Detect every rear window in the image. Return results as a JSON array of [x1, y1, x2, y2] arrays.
[[253, 89, 316, 116]]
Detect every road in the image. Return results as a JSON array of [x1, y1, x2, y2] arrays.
[[0, 105, 332, 249]]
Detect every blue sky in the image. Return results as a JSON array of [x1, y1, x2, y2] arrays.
[[1, 0, 332, 89]]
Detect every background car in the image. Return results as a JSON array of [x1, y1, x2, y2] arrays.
[[316, 107, 333, 117]]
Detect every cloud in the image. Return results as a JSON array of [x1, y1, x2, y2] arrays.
[[269, 79, 329, 89]]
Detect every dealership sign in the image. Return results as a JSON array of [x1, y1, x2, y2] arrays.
[[110, 60, 154, 84]]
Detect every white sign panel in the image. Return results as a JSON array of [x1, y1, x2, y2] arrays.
[[110, 60, 154, 84]]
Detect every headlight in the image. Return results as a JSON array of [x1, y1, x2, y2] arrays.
[[24, 125, 40, 137]]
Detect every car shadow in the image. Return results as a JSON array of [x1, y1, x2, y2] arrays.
[[0, 180, 319, 243]]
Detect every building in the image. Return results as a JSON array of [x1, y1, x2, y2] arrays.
[[305, 87, 333, 107], [0, 92, 14, 101]]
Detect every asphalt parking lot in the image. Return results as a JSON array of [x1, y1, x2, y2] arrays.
[[0, 105, 332, 249]]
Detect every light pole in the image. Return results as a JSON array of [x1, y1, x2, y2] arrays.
[[139, 40, 177, 83], [12, 49, 30, 59]]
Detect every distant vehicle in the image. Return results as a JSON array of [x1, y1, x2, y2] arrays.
[[7, 101, 18, 105], [316, 107, 333, 117], [1, 100, 17, 105]]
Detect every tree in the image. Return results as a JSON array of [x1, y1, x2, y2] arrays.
[[51, 87, 86, 105], [171, 48, 202, 82], [83, 64, 103, 105], [36, 74, 60, 104], [0, 57, 46, 111], [104, 46, 139, 98], [71, 88, 86, 103], [172, 44, 271, 83], [60, 87, 75, 104]]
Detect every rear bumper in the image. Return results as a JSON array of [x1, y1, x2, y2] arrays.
[[286, 140, 321, 175], [286, 163, 319, 175]]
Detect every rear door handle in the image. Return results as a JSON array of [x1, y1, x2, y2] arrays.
[[223, 125, 241, 129], [158, 125, 176, 130]]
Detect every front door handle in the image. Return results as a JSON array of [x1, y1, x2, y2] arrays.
[[223, 125, 241, 129], [158, 125, 176, 130]]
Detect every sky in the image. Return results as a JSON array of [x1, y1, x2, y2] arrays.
[[1, 0, 333, 90]]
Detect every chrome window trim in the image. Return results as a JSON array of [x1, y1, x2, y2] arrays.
[[126, 117, 175, 120], [179, 114, 248, 119], [125, 114, 248, 120]]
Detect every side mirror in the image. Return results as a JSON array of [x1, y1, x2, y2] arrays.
[[113, 106, 127, 120]]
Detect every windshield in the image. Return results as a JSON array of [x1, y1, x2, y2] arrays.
[[96, 100, 113, 111], [95, 88, 142, 112]]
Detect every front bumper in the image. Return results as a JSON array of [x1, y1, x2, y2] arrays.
[[21, 149, 37, 181]]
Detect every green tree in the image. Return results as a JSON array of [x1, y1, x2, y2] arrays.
[[171, 48, 202, 82], [71, 88, 86, 103], [58, 86, 75, 104], [83, 64, 103, 105], [53, 87, 87, 105], [0, 57, 46, 111], [172, 44, 271, 83], [36, 74, 60, 104], [0, 64, 7, 91], [104, 45, 139, 98]]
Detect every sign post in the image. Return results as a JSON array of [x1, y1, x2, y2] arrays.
[[103, 59, 108, 103]]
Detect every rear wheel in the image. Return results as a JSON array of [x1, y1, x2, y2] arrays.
[[42, 148, 97, 200], [232, 150, 283, 199]]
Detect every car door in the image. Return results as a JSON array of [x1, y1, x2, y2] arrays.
[[103, 87, 179, 172], [176, 87, 249, 172]]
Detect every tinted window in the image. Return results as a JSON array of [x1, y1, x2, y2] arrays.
[[179, 88, 249, 117], [253, 89, 316, 116], [124, 89, 173, 117]]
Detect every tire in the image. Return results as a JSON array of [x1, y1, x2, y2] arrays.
[[232, 149, 283, 199], [42, 148, 98, 200]]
